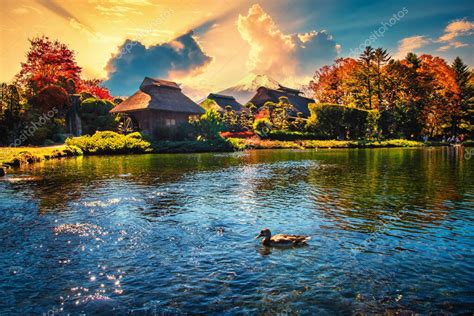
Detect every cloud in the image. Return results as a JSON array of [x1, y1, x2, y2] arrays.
[[95, 5, 143, 17], [37, 0, 93, 32], [104, 31, 212, 96], [12, 7, 29, 15], [395, 35, 430, 58], [237, 4, 339, 78], [438, 41, 468, 52], [436, 18, 473, 51], [438, 19, 474, 42]]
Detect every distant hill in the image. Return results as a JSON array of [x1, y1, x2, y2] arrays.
[[217, 74, 280, 104]]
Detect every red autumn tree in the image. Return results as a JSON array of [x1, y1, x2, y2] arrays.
[[15, 36, 82, 96], [30, 85, 70, 113], [77, 79, 113, 100]]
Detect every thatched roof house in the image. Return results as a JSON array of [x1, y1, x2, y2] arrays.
[[201, 93, 244, 113], [110, 77, 204, 134], [248, 85, 314, 117]]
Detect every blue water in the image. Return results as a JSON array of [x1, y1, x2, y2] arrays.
[[0, 148, 473, 314]]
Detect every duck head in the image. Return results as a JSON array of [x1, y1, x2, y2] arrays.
[[256, 228, 272, 239]]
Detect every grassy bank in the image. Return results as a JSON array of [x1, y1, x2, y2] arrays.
[[228, 138, 427, 150], [1, 132, 470, 170], [0, 145, 83, 167]]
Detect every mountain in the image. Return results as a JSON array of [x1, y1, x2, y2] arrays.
[[217, 74, 280, 104]]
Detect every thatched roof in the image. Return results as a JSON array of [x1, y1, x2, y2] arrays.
[[248, 86, 315, 117], [204, 93, 244, 112], [110, 77, 205, 115], [277, 84, 302, 96]]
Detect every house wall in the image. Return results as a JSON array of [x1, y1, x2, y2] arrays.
[[129, 110, 196, 135]]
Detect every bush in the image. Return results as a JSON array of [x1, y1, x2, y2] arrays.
[[228, 138, 303, 150], [306, 103, 379, 140], [226, 138, 425, 150], [29, 127, 52, 145], [253, 118, 272, 138], [379, 107, 422, 139], [65, 131, 152, 154], [79, 98, 118, 135], [267, 130, 318, 141], [189, 109, 225, 140]]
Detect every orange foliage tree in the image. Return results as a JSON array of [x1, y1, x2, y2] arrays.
[[418, 54, 460, 136], [310, 50, 464, 138], [309, 58, 359, 105]]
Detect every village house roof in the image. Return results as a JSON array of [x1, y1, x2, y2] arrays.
[[110, 77, 205, 115], [204, 93, 244, 112], [248, 86, 315, 117]]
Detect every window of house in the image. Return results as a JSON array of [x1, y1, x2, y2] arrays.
[[165, 119, 176, 126]]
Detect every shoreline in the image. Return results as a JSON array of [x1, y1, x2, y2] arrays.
[[1, 139, 470, 173]]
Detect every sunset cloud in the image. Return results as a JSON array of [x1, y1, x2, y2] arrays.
[[436, 18, 473, 51], [104, 31, 212, 96], [438, 19, 474, 42], [237, 4, 339, 78], [395, 35, 430, 58]]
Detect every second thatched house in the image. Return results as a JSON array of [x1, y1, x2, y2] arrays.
[[110, 77, 204, 134], [200, 93, 244, 113], [248, 85, 314, 117]]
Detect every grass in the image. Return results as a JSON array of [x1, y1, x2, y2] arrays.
[[0, 145, 83, 167], [228, 138, 427, 150], [1, 134, 470, 170]]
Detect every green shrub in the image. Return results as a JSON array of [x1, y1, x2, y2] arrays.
[[253, 118, 272, 138], [65, 131, 152, 154], [379, 107, 422, 139], [267, 130, 318, 141], [189, 109, 225, 140], [306, 103, 379, 140], [29, 127, 52, 145], [227, 138, 425, 150], [79, 98, 118, 135]]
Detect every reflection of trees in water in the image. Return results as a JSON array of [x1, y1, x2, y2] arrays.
[[15, 153, 246, 214], [9, 148, 472, 230], [306, 148, 471, 232]]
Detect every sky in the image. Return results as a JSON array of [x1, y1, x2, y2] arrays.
[[0, 0, 473, 99]]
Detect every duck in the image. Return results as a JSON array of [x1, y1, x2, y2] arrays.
[[255, 228, 310, 247]]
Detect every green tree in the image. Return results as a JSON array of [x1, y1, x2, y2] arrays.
[[189, 109, 224, 140], [222, 105, 241, 132], [79, 97, 118, 135], [374, 48, 391, 108], [452, 57, 474, 136], [0, 83, 32, 145], [358, 46, 375, 109]]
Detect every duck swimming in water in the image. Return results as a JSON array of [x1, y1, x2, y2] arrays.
[[255, 228, 310, 247]]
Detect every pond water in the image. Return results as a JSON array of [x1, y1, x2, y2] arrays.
[[0, 148, 473, 314]]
